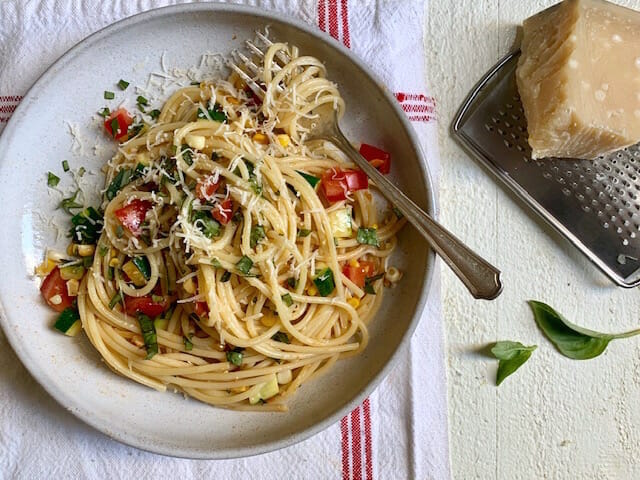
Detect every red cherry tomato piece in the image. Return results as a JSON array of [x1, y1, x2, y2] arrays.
[[114, 199, 152, 237], [104, 108, 133, 142], [212, 198, 233, 225], [124, 295, 169, 318], [359, 143, 391, 174], [40, 267, 74, 312], [196, 176, 221, 201], [342, 261, 376, 289]]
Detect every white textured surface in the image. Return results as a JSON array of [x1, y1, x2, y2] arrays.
[[426, 0, 640, 478]]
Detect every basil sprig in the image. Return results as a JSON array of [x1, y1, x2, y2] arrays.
[[491, 341, 537, 385], [529, 300, 640, 360]]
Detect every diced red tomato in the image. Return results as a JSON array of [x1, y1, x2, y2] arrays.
[[114, 199, 152, 237], [104, 108, 133, 142], [40, 267, 74, 312], [196, 175, 221, 201], [212, 198, 233, 225], [321, 168, 369, 203], [342, 260, 376, 289], [194, 301, 209, 317], [359, 143, 391, 174], [124, 295, 169, 317]]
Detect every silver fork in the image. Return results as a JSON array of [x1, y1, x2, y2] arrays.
[[230, 34, 503, 300]]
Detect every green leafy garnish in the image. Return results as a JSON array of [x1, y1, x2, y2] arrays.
[[491, 341, 537, 385], [183, 335, 193, 351], [60, 190, 83, 213], [211, 258, 222, 268], [180, 144, 193, 166], [313, 268, 335, 297], [356, 228, 379, 247], [250, 225, 266, 248], [197, 103, 227, 122], [363, 273, 384, 295], [108, 292, 122, 310], [69, 207, 103, 244], [529, 300, 640, 360], [137, 313, 158, 359], [62, 160, 70, 172], [191, 210, 221, 238], [236, 255, 254, 275], [272, 331, 290, 344], [104, 90, 115, 100], [117, 79, 129, 90], [136, 95, 148, 106], [296, 170, 320, 188], [98, 107, 110, 118], [106, 168, 134, 200], [149, 109, 161, 120], [297, 229, 312, 238], [281, 293, 293, 307], [226, 348, 243, 366], [47, 172, 60, 187], [286, 277, 297, 289]]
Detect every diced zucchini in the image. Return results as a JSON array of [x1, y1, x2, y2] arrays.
[[123, 260, 146, 287], [328, 207, 353, 238], [54, 308, 82, 336], [313, 268, 336, 297], [154, 317, 168, 331], [60, 265, 85, 281], [132, 256, 151, 280], [249, 374, 279, 404]]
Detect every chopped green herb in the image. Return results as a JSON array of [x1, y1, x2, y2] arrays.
[[272, 331, 290, 344], [313, 268, 335, 297], [286, 277, 297, 289], [98, 107, 110, 118], [136, 95, 148, 106], [117, 79, 129, 90], [104, 90, 115, 100], [191, 210, 220, 238], [297, 229, 312, 238], [137, 313, 158, 359], [108, 292, 122, 310], [128, 123, 145, 138], [236, 255, 254, 275], [250, 225, 266, 248], [47, 172, 60, 187], [220, 271, 232, 282], [281, 293, 293, 307], [211, 258, 222, 268], [83, 256, 93, 268], [180, 144, 193, 166], [197, 103, 227, 122], [110, 117, 120, 138], [357, 228, 379, 247], [149, 109, 161, 120], [69, 207, 103, 245], [107, 266, 114, 281], [98, 244, 109, 257], [249, 178, 262, 195], [62, 160, 70, 172], [183, 335, 193, 351], [77, 166, 86, 177], [491, 341, 537, 385], [226, 348, 243, 366], [392, 206, 404, 219], [132, 256, 151, 280], [363, 273, 384, 295], [106, 168, 135, 200], [60, 190, 83, 213], [116, 225, 124, 238], [296, 170, 320, 188]]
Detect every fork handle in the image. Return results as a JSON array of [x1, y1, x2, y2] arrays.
[[328, 133, 503, 300]]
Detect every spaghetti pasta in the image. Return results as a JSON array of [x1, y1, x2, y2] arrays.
[[40, 43, 406, 411]]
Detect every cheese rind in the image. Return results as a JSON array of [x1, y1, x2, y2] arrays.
[[516, 0, 640, 160]]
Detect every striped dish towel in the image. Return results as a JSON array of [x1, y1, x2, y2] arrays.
[[0, 1, 448, 479]]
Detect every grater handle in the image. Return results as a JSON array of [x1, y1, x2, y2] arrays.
[[328, 132, 503, 300]]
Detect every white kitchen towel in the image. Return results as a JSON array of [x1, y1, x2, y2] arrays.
[[0, 1, 448, 479]]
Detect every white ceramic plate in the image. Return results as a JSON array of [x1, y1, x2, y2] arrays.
[[0, 4, 435, 458]]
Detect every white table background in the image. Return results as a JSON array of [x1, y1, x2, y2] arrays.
[[427, 0, 640, 478]]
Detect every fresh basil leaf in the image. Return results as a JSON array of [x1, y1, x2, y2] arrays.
[[250, 225, 266, 249], [491, 341, 537, 386], [528, 300, 626, 360]]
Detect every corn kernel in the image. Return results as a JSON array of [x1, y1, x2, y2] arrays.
[[183, 277, 196, 294], [307, 285, 317, 296], [230, 386, 248, 394], [252, 133, 269, 145], [109, 258, 121, 267], [276, 134, 290, 148], [185, 133, 206, 150], [49, 294, 62, 305], [371, 224, 378, 229], [261, 313, 277, 327], [77, 244, 95, 257], [66, 279, 80, 297], [227, 97, 240, 105], [123, 260, 146, 287], [35, 258, 57, 277], [66, 244, 77, 256], [348, 259, 360, 268], [347, 297, 360, 309]]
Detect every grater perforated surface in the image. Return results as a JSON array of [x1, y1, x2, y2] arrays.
[[452, 51, 640, 287]]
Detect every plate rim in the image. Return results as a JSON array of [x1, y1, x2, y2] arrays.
[[0, 2, 437, 459]]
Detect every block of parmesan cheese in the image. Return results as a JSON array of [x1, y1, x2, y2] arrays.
[[516, 0, 640, 160]]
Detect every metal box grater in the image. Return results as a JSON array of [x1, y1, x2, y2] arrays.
[[452, 51, 640, 288]]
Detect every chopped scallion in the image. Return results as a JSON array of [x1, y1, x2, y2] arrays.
[[183, 335, 193, 351], [272, 331, 290, 344], [281, 293, 293, 307], [98, 107, 110, 118], [236, 255, 253, 275], [250, 225, 266, 249], [297, 229, 312, 238], [137, 313, 158, 359], [356, 227, 379, 247], [60, 190, 83, 213], [108, 292, 122, 309], [220, 271, 232, 282], [226, 348, 243, 366], [191, 210, 220, 238], [296, 170, 320, 188], [117, 79, 129, 90], [287, 277, 297, 289], [136, 95, 148, 106], [149, 109, 161, 120], [62, 160, 70, 172], [313, 268, 335, 297], [104, 90, 115, 100]]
